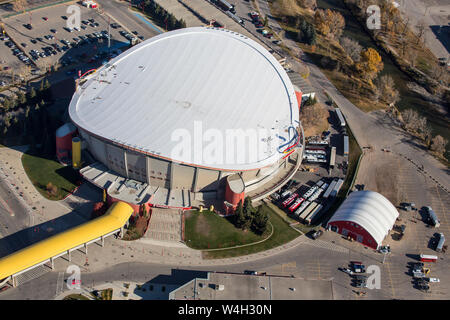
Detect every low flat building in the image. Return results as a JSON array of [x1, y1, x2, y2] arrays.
[[169, 272, 334, 300]]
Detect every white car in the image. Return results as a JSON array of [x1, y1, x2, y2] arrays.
[[428, 278, 440, 283], [342, 268, 353, 275]]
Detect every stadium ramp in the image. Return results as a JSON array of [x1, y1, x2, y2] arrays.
[[0, 201, 133, 287]]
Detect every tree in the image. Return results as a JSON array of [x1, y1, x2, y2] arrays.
[[401, 109, 420, 132], [46, 182, 58, 197], [356, 48, 384, 82], [430, 135, 447, 157], [314, 10, 330, 36], [17, 91, 26, 105], [12, 0, 27, 12], [299, 0, 317, 10], [314, 9, 345, 39], [376, 75, 399, 105], [28, 86, 36, 100], [234, 200, 246, 229], [263, 15, 268, 27], [298, 19, 316, 45], [242, 197, 254, 231], [251, 206, 269, 235], [339, 36, 362, 63]]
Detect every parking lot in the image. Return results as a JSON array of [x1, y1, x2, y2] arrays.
[[1, 2, 149, 81]]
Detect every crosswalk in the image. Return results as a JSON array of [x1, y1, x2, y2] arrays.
[[15, 265, 49, 286]]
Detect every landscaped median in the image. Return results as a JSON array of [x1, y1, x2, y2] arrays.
[[21, 152, 79, 201], [184, 204, 300, 259]]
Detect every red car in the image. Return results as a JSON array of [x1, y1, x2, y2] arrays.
[[43, 17, 48, 21]]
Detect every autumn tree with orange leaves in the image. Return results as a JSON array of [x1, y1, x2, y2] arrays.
[[356, 48, 384, 83], [314, 9, 345, 39]]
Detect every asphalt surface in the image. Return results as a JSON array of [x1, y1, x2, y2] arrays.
[[0, 0, 449, 301]]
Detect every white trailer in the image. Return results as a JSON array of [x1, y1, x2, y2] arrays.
[[330, 178, 344, 198], [323, 179, 338, 199], [305, 204, 323, 225], [343, 136, 349, 156], [335, 108, 346, 128], [299, 202, 318, 222], [295, 200, 310, 216], [330, 146, 336, 168], [436, 233, 445, 252]]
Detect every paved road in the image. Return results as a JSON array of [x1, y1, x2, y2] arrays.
[[248, 0, 449, 193], [97, 0, 162, 38], [0, 174, 33, 256], [398, 0, 449, 59]]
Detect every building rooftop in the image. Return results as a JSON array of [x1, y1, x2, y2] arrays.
[[69, 27, 299, 171]]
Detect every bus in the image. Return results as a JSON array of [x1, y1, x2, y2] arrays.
[[420, 254, 438, 262], [289, 197, 305, 213], [294, 200, 310, 217], [282, 193, 298, 208]]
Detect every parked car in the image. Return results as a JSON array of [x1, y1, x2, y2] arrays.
[[311, 230, 323, 240], [427, 278, 440, 283], [341, 267, 353, 275], [24, 23, 32, 30]]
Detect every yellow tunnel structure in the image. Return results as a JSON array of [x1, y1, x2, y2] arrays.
[[0, 201, 133, 286], [72, 136, 81, 169]]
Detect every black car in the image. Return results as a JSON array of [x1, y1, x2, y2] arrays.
[[30, 39, 37, 44], [353, 274, 367, 280], [24, 23, 33, 30]]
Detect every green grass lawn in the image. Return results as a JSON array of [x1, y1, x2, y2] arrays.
[[184, 210, 265, 250], [185, 205, 300, 259], [21, 153, 79, 200]]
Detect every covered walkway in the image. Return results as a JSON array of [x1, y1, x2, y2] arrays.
[[0, 201, 133, 287]]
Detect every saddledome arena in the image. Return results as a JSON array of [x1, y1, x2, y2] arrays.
[[66, 27, 304, 211]]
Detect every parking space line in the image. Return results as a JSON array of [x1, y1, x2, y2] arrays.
[[384, 261, 396, 299]]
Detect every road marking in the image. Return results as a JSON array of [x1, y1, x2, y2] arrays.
[[384, 261, 396, 299], [133, 12, 162, 34]]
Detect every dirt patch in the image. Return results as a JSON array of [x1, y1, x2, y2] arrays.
[[374, 161, 400, 205], [195, 213, 211, 237]]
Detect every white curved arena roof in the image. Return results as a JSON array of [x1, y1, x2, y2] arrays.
[[328, 191, 399, 246], [68, 27, 299, 171]]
